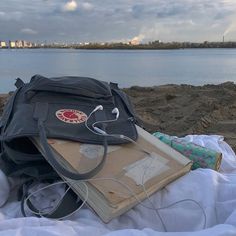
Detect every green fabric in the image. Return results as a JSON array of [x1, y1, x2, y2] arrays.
[[153, 132, 222, 170]]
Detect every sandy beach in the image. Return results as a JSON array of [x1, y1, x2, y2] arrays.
[[124, 82, 236, 151], [1, 82, 236, 151]]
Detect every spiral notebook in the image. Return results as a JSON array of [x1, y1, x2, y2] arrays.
[[33, 126, 192, 222]]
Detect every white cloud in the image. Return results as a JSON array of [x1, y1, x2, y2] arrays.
[[130, 34, 145, 43], [170, 20, 196, 26], [221, 0, 235, 4], [133, 25, 160, 43], [81, 2, 94, 11], [0, 11, 6, 17], [21, 28, 38, 35], [224, 22, 236, 37], [63, 0, 78, 12], [0, 11, 22, 21], [1, 0, 236, 42]]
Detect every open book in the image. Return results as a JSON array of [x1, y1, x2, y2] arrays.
[[33, 126, 192, 222]]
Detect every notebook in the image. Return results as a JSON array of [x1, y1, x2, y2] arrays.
[[33, 126, 192, 222]]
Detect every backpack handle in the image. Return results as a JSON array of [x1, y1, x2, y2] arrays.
[[33, 102, 108, 180], [25, 86, 112, 100], [25, 75, 113, 100]]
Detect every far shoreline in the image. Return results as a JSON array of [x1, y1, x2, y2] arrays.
[[1, 40, 236, 50], [1, 47, 236, 50]]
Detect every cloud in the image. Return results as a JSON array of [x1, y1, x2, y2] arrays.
[[21, 28, 38, 35], [81, 2, 94, 11], [1, 0, 236, 43], [134, 25, 160, 43], [131, 4, 144, 18], [0, 11, 6, 17], [62, 0, 78, 12], [130, 35, 145, 43], [0, 11, 22, 21], [224, 22, 236, 36]]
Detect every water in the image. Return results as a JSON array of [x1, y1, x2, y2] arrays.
[[0, 48, 236, 93]]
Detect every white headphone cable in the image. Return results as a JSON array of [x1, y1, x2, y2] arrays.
[[24, 175, 206, 231]]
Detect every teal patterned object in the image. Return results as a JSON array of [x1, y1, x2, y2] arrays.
[[153, 132, 222, 171]]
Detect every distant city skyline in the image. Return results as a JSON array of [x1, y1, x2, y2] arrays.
[[1, 0, 236, 43]]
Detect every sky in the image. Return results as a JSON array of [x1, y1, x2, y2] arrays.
[[0, 0, 236, 43]]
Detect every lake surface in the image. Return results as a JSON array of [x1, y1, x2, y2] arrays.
[[0, 48, 236, 93]]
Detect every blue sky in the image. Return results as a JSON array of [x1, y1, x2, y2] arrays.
[[0, 0, 236, 43]]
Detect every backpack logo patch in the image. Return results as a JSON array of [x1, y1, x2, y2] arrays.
[[56, 109, 87, 124]]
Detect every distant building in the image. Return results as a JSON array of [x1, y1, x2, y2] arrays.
[[22, 41, 28, 47], [27, 42, 33, 48], [21, 41, 33, 48], [9, 41, 16, 48], [2, 40, 37, 48], [15, 40, 23, 48], [0, 41, 7, 48]]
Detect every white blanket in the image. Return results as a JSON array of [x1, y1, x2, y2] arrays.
[[0, 135, 236, 236]]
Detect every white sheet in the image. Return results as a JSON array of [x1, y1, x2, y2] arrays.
[[0, 135, 236, 235]]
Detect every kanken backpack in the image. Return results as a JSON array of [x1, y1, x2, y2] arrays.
[[0, 74, 138, 218]]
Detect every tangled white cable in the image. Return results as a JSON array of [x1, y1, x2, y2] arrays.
[[24, 174, 207, 231]]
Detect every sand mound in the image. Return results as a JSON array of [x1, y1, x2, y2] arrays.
[[124, 81, 236, 151]]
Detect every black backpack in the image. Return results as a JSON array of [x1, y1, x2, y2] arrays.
[[0, 74, 138, 218]]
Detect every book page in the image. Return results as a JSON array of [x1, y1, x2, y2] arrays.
[[47, 127, 192, 207]]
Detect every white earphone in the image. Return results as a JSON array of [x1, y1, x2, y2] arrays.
[[85, 105, 151, 155], [92, 105, 103, 113], [85, 105, 119, 136], [111, 108, 119, 119], [91, 106, 120, 132]]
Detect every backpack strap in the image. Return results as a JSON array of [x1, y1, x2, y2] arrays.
[[0, 87, 22, 134], [0, 88, 22, 158], [33, 102, 108, 180], [110, 84, 135, 117], [21, 178, 83, 219], [110, 84, 143, 127], [0, 118, 3, 130], [0, 121, 2, 151], [15, 78, 25, 89]]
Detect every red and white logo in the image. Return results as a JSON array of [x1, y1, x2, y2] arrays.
[[56, 109, 87, 124]]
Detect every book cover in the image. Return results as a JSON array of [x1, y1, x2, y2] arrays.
[[33, 126, 192, 222]]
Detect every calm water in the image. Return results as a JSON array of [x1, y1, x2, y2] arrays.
[[0, 48, 236, 93]]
